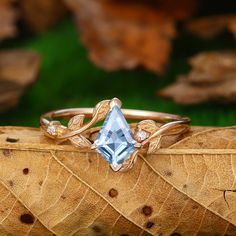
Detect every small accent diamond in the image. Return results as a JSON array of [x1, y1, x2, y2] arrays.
[[137, 130, 149, 141], [47, 125, 57, 135]]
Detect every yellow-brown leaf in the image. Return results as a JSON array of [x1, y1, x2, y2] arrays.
[[0, 126, 236, 235]]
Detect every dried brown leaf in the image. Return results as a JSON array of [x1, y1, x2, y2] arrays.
[[188, 51, 236, 84], [158, 76, 236, 104], [0, 126, 236, 235], [0, 50, 41, 112], [65, 0, 196, 74], [0, 0, 17, 40], [158, 51, 236, 104], [186, 15, 236, 39], [19, 0, 67, 33]]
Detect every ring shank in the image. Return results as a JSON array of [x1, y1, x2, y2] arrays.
[[41, 108, 190, 126]]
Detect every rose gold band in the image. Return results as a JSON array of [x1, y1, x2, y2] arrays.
[[41, 108, 190, 126], [40, 108, 191, 142]]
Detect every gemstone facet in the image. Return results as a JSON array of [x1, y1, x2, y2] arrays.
[[94, 105, 137, 166]]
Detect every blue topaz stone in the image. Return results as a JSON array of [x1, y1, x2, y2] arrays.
[[94, 105, 137, 166]]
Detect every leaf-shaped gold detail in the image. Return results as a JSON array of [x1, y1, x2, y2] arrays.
[[93, 99, 110, 122], [148, 137, 161, 153], [69, 135, 91, 148], [68, 114, 85, 130], [68, 115, 91, 147], [136, 120, 159, 133]]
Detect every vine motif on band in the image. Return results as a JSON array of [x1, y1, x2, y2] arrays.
[[42, 98, 190, 172]]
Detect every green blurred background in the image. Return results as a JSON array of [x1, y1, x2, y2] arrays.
[[0, 15, 235, 127]]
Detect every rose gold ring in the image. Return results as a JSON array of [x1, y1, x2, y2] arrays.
[[40, 98, 191, 172]]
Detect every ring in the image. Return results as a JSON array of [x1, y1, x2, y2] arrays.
[[40, 98, 191, 172]]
